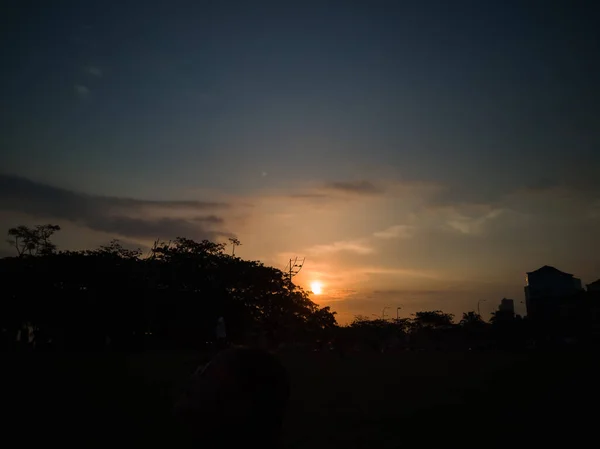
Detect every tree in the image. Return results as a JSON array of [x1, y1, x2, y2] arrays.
[[408, 311, 456, 350], [7, 224, 61, 257], [412, 310, 454, 329], [88, 239, 142, 259], [460, 311, 485, 327], [2, 224, 338, 351], [344, 316, 409, 351], [228, 237, 241, 257]]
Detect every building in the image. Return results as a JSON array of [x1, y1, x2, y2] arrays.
[[525, 266, 583, 318], [492, 298, 516, 323], [525, 266, 582, 301], [586, 279, 600, 293], [498, 298, 515, 316]]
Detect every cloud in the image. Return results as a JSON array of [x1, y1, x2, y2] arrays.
[[0, 174, 232, 241], [286, 180, 385, 203], [288, 192, 329, 200], [445, 208, 506, 235], [321, 288, 358, 300], [372, 288, 466, 297], [192, 215, 224, 224], [359, 266, 441, 279], [74, 84, 90, 98], [323, 180, 384, 196], [373, 225, 414, 239], [307, 239, 374, 255], [410, 203, 516, 237], [427, 170, 600, 210], [86, 66, 103, 77], [81, 216, 228, 240]]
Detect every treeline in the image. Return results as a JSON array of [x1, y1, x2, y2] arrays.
[[1, 225, 336, 351], [3, 225, 599, 353], [341, 311, 527, 352], [342, 296, 600, 352]]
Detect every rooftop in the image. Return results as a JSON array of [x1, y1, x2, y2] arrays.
[[526, 265, 574, 277]]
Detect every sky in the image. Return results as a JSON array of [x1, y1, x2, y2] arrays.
[[1, 0, 599, 323]]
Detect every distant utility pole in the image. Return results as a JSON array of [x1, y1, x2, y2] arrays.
[[284, 256, 305, 280]]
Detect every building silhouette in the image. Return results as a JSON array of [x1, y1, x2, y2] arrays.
[[586, 279, 600, 293], [525, 266, 583, 319], [497, 298, 515, 318]]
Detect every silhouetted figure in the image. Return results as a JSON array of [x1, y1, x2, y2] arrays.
[[174, 347, 290, 448]]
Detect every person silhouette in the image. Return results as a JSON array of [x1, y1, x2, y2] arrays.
[[174, 347, 290, 448]]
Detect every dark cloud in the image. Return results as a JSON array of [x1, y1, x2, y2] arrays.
[[520, 175, 600, 196], [324, 180, 384, 195], [0, 174, 232, 241], [192, 215, 225, 224], [288, 180, 384, 202], [433, 173, 600, 209], [107, 197, 227, 210], [289, 193, 329, 200]]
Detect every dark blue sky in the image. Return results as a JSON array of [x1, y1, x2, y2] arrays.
[[2, 0, 598, 195], [1, 0, 599, 320]]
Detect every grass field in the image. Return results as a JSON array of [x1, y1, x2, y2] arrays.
[[2, 348, 596, 448]]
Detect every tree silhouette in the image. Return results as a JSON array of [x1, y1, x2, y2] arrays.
[[7, 224, 61, 257], [344, 316, 410, 351], [460, 311, 485, 327], [229, 237, 241, 257], [5, 223, 598, 353], [412, 310, 454, 329], [1, 225, 336, 351]]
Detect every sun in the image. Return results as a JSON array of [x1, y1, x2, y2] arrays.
[[310, 281, 323, 295]]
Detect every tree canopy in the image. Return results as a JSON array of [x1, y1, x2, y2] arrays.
[[1, 225, 336, 351]]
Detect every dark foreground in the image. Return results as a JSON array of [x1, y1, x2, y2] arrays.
[[2, 349, 597, 448]]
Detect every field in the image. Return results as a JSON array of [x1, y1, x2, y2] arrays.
[[3, 349, 595, 448]]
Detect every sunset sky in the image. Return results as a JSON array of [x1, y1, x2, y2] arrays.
[[1, 1, 599, 323]]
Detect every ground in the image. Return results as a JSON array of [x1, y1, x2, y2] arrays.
[[2, 349, 596, 448]]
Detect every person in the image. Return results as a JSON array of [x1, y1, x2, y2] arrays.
[[174, 347, 290, 448]]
